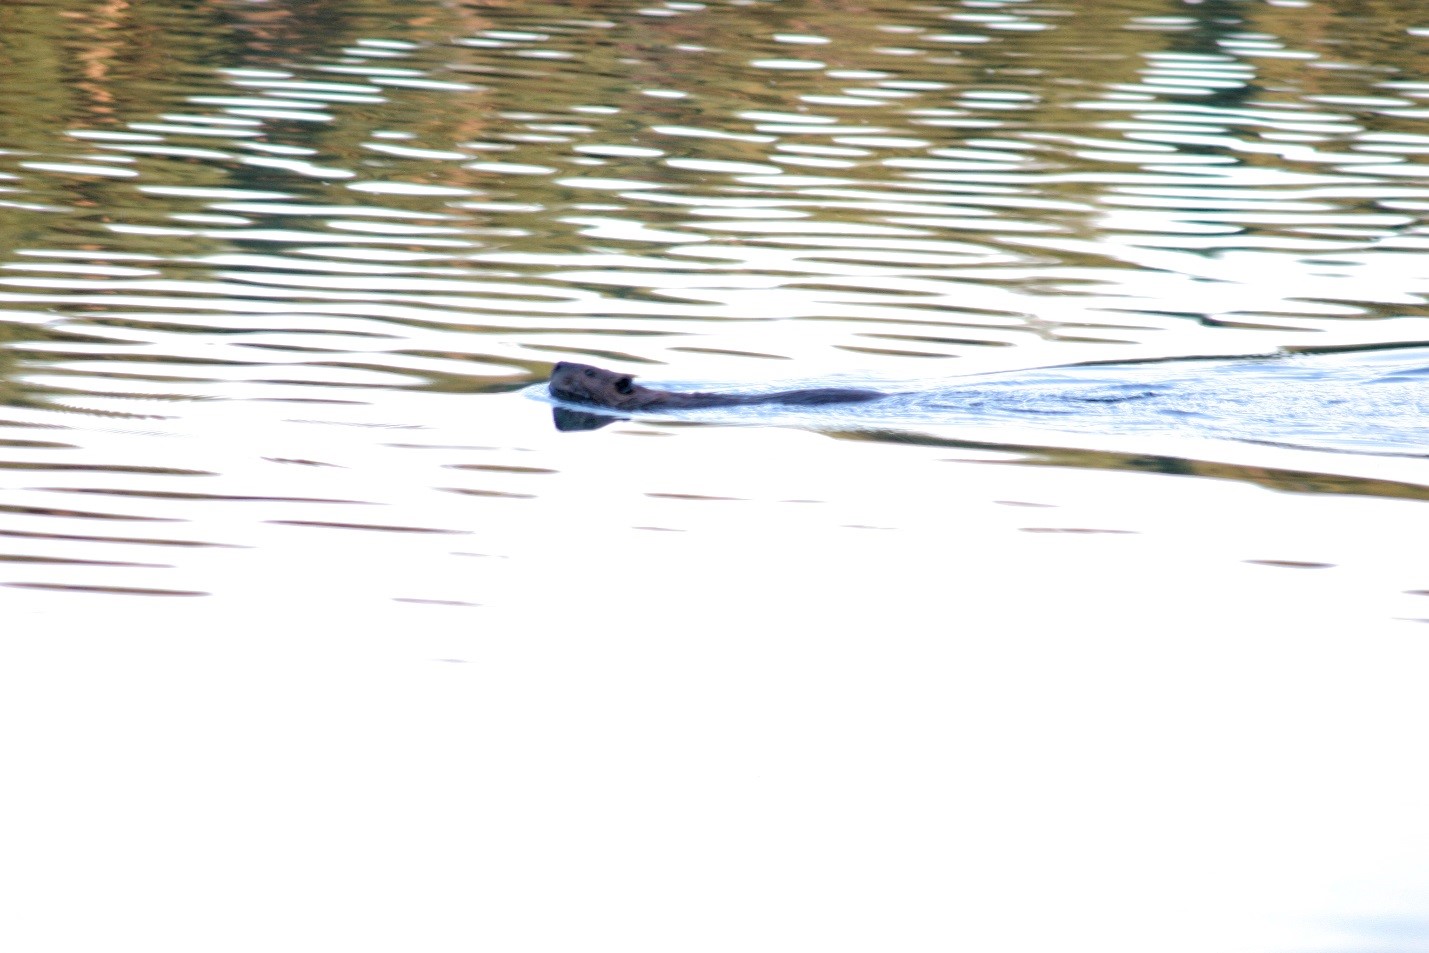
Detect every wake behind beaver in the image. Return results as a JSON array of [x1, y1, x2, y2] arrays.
[[543, 354, 1429, 456]]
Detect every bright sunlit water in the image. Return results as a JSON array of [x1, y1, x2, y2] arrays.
[[2, 1, 1428, 950]]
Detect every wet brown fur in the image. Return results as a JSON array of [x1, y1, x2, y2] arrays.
[[549, 361, 884, 411]]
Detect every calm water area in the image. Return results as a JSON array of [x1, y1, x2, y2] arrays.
[[3, 0, 1429, 949]]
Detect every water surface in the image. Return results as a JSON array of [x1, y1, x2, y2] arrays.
[[3, 1, 1428, 950]]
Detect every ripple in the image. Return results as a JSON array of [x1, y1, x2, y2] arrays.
[[3, 582, 208, 597], [2, 0, 1429, 599]]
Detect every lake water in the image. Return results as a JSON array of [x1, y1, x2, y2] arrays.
[[3, 0, 1428, 950]]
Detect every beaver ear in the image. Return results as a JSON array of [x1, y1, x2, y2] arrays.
[[615, 375, 634, 394]]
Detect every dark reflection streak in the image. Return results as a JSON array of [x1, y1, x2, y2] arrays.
[[267, 520, 466, 534], [0, 527, 238, 548], [41, 489, 369, 503], [446, 463, 557, 474], [1223, 435, 1428, 462], [0, 463, 212, 475], [833, 430, 1429, 502], [438, 488, 537, 499], [249, 397, 367, 405], [0, 503, 179, 522], [3, 582, 207, 597], [0, 553, 170, 568]]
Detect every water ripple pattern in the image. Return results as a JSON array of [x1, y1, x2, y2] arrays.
[[0, 0, 1427, 601], [4, 7, 1429, 951]]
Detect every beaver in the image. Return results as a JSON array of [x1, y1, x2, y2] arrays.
[[549, 361, 886, 411]]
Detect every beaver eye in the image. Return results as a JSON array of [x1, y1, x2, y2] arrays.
[[584, 368, 595, 377], [615, 376, 634, 394]]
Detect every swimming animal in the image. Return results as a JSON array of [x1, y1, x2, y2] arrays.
[[549, 361, 885, 411]]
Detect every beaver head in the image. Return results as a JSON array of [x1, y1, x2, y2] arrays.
[[549, 361, 647, 410]]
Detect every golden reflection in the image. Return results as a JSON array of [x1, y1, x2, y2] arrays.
[[0, 0, 1427, 602]]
